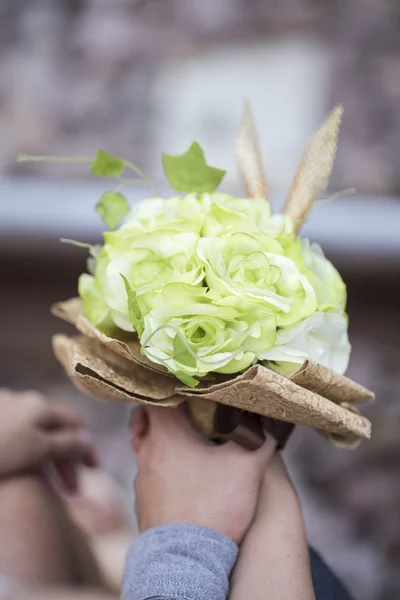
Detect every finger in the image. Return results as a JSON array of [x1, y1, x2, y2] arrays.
[[129, 407, 150, 454], [220, 433, 276, 466], [37, 405, 85, 431], [44, 430, 96, 463], [18, 391, 48, 417], [253, 434, 278, 469], [56, 459, 79, 494], [131, 436, 142, 455], [130, 407, 149, 438], [15, 389, 46, 402], [82, 445, 99, 469]]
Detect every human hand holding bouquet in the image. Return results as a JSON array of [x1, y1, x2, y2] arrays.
[[19, 101, 373, 449]]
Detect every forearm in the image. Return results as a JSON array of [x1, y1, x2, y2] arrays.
[[0, 473, 104, 589], [230, 460, 315, 600], [121, 524, 238, 600]]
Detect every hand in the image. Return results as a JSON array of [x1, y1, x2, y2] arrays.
[[0, 389, 98, 491], [130, 405, 276, 543]]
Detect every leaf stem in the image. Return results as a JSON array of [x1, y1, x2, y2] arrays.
[[17, 155, 160, 195], [60, 238, 92, 249], [124, 160, 159, 195], [17, 155, 93, 165], [317, 188, 356, 204]]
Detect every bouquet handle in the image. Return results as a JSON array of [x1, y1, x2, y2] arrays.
[[213, 405, 294, 451]]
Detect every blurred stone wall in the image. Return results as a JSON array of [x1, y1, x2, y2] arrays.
[[330, 0, 400, 195], [0, 0, 400, 194], [1, 0, 399, 194]]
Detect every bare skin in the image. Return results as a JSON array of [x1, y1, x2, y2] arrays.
[[0, 473, 104, 588], [132, 405, 277, 543], [132, 405, 315, 600], [0, 389, 97, 489], [0, 391, 314, 600], [230, 455, 316, 600], [0, 390, 111, 592]]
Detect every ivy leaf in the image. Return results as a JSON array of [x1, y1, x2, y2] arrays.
[[95, 191, 129, 230], [175, 371, 199, 388], [162, 142, 226, 194], [173, 335, 197, 368], [121, 275, 143, 335], [90, 150, 125, 178]]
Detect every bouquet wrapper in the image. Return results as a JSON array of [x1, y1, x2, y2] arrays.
[[52, 298, 373, 449]]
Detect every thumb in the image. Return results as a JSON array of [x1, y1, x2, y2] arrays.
[[254, 434, 277, 468], [221, 432, 277, 464]]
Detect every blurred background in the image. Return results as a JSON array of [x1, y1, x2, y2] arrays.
[[1, 1, 400, 598]]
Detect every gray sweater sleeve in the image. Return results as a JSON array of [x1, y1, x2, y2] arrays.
[[121, 524, 238, 600]]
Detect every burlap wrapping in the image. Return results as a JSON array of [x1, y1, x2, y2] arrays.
[[52, 299, 373, 447], [51, 104, 374, 448]]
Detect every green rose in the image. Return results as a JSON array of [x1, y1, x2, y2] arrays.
[[78, 188, 349, 384], [197, 232, 317, 326], [26, 142, 351, 385], [300, 239, 346, 311], [78, 273, 115, 334], [115, 194, 203, 236], [139, 283, 276, 381], [79, 230, 204, 332], [278, 237, 346, 312], [262, 310, 350, 376], [201, 193, 294, 237]]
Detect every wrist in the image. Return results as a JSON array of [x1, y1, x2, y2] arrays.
[[265, 469, 298, 502], [255, 457, 301, 522]]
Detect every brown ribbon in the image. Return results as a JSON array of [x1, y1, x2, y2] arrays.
[[213, 405, 294, 451]]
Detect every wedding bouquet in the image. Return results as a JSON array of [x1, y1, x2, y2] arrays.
[[21, 102, 373, 449]]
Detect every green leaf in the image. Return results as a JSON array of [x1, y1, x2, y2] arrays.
[[121, 275, 143, 335], [95, 192, 129, 230], [90, 150, 125, 178], [162, 142, 226, 194], [175, 371, 199, 388], [173, 335, 197, 368]]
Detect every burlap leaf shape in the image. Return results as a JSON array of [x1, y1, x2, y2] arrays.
[[282, 105, 343, 230], [53, 334, 181, 405], [52, 298, 373, 448], [235, 99, 268, 201], [52, 299, 174, 377]]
